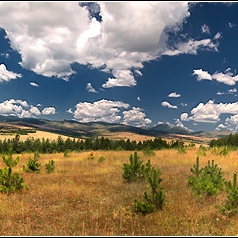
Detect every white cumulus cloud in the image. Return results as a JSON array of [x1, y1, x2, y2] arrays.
[[168, 92, 181, 98], [193, 68, 238, 85], [215, 123, 228, 131], [201, 24, 210, 34], [161, 101, 178, 109], [122, 107, 152, 127], [30, 82, 39, 87], [0, 64, 22, 82], [192, 69, 212, 81], [0, 99, 43, 118], [0, 2, 219, 88], [42, 107, 56, 115], [68, 99, 129, 123], [217, 88, 237, 96], [180, 112, 189, 121], [181, 100, 238, 124], [30, 106, 41, 115], [162, 37, 219, 56], [86, 83, 98, 93], [174, 118, 192, 131], [216, 114, 238, 132]]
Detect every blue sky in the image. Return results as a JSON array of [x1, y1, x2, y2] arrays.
[[1, 2, 238, 132]]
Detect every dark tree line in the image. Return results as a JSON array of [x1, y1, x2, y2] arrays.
[[0, 134, 185, 154], [209, 133, 238, 148]]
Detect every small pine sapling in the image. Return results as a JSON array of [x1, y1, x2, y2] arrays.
[[142, 159, 153, 178], [218, 173, 238, 216], [0, 151, 24, 193], [178, 146, 186, 154], [134, 167, 165, 215], [197, 145, 207, 156], [133, 199, 154, 215], [87, 152, 94, 159], [122, 151, 144, 182], [98, 156, 105, 163], [34, 151, 40, 158], [191, 157, 203, 176], [202, 160, 225, 194], [23, 152, 41, 173], [218, 146, 229, 156], [144, 167, 165, 210], [188, 157, 225, 198], [45, 160, 55, 173], [143, 147, 155, 156], [63, 149, 71, 158]]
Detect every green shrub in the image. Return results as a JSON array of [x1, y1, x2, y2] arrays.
[[197, 145, 207, 156], [98, 156, 105, 163], [141, 159, 153, 178], [87, 152, 94, 160], [122, 151, 144, 182], [34, 151, 40, 158], [189, 157, 203, 177], [133, 199, 154, 215], [188, 157, 225, 198], [0, 152, 24, 193], [63, 149, 71, 158], [45, 160, 55, 173], [177, 146, 186, 154], [218, 173, 238, 216], [142, 147, 155, 156], [218, 146, 229, 156], [188, 142, 195, 147], [116, 146, 123, 151], [23, 152, 41, 173], [134, 167, 165, 215], [211, 146, 230, 156], [123, 152, 155, 183]]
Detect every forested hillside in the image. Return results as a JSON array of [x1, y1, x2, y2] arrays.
[[209, 133, 238, 147]]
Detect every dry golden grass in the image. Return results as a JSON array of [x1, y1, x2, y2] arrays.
[[0, 130, 74, 141], [0, 148, 238, 235], [99, 132, 157, 142], [100, 131, 213, 145]]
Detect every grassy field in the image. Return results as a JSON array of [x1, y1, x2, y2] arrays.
[[0, 128, 215, 144], [0, 130, 75, 141], [0, 147, 238, 235]]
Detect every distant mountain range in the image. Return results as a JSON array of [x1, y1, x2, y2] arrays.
[[0, 115, 232, 139]]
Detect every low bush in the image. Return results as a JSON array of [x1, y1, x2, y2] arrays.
[[142, 147, 155, 156], [188, 157, 225, 198], [122, 151, 154, 183], [218, 173, 238, 216], [98, 156, 105, 163], [134, 167, 165, 215], [23, 152, 41, 173], [45, 160, 55, 173]]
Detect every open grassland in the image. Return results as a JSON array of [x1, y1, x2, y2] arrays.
[[0, 130, 75, 141], [0, 147, 238, 235], [100, 132, 157, 142], [0, 128, 215, 145]]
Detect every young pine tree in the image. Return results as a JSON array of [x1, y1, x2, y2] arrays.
[[0, 149, 24, 193], [134, 167, 165, 215]]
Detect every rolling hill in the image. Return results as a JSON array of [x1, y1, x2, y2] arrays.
[[0, 115, 232, 143]]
